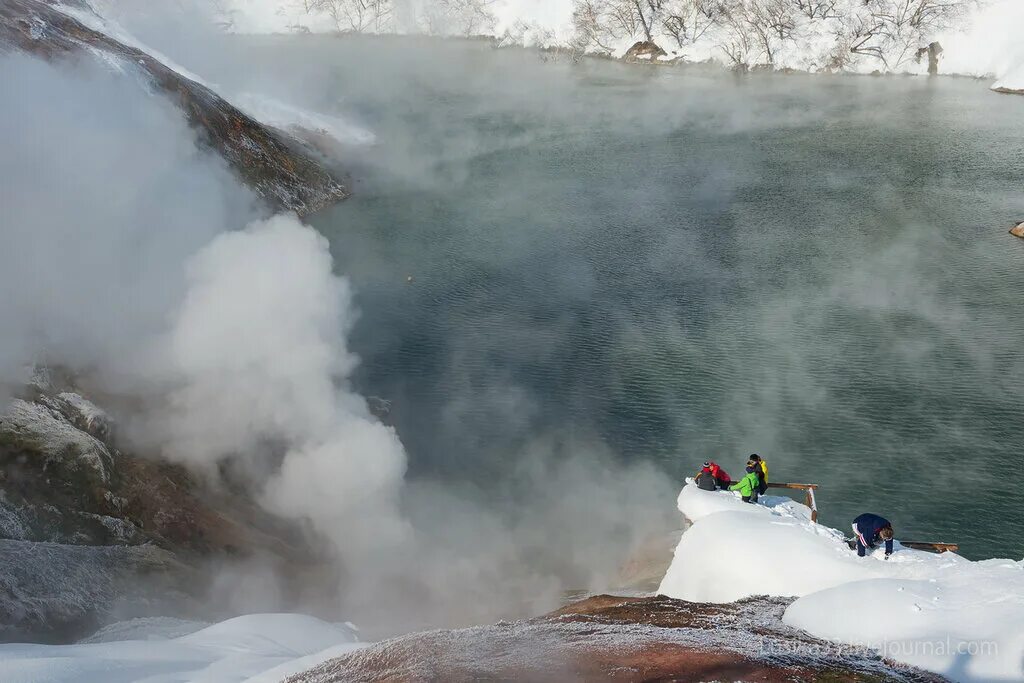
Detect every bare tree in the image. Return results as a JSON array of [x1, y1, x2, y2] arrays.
[[714, 1, 753, 66], [571, 0, 667, 51], [750, 0, 795, 41], [661, 0, 721, 48], [794, 0, 838, 20], [568, 0, 970, 72], [419, 0, 498, 36], [307, 0, 393, 33], [713, 0, 795, 67], [632, 0, 666, 42], [571, 0, 622, 54], [843, 0, 969, 71]]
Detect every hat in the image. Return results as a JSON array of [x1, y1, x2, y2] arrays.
[[703, 461, 711, 468]]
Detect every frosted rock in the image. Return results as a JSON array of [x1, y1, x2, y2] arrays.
[[0, 399, 113, 487]]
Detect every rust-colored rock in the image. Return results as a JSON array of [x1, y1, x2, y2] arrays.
[[623, 40, 667, 62], [1010, 222, 1024, 238], [288, 595, 947, 682]]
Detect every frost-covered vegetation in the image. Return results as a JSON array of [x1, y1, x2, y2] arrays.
[[211, 0, 1023, 80], [569, 0, 972, 71]]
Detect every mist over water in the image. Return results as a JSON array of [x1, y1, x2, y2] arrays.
[[5, 18, 1024, 644], [180, 36, 1024, 560]]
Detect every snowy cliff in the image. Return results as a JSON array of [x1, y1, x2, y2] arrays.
[[659, 483, 1024, 682], [0, 0, 349, 216]]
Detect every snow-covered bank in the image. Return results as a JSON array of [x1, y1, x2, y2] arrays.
[[0, 614, 363, 683], [658, 483, 1024, 681], [213, 0, 1024, 87]]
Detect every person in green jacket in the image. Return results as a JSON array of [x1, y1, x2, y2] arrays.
[[729, 465, 761, 504]]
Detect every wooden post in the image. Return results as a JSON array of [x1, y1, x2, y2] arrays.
[[762, 484, 957, 553], [766, 483, 819, 524]]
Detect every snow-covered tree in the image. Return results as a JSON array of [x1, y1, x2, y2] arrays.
[[660, 0, 722, 48], [570, 0, 973, 70], [793, 0, 838, 20], [572, 0, 668, 52], [836, 0, 971, 70], [307, 0, 393, 33], [418, 0, 498, 36]]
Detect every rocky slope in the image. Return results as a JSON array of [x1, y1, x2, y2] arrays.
[[0, 369, 321, 641], [288, 594, 946, 682], [0, 0, 347, 217], [0, 4, 355, 638]]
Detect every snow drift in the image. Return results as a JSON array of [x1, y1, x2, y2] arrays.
[[0, 613, 362, 683], [659, 483, 1024, 681]]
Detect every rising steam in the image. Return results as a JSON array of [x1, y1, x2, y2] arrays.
[[0, 37, 675, 636]]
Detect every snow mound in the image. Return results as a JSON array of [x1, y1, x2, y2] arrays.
[[993, 61, 1024, 94], [672, 477, 814, 524], [178, 613, 359, 656], [0, 613, 362, 683], [658, 483, 1024, 682], [79, 616, 210, 643]]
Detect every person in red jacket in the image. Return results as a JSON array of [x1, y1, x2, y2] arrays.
[[695, 461, 731, 490]]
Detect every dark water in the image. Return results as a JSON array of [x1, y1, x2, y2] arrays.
[[204, 37, 1024, 560]]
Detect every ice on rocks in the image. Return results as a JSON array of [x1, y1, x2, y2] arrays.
[[0, 399, 113, 485]]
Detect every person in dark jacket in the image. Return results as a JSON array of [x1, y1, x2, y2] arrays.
[[852, 513, 894, 558], [695, 461, 731, 491], [695, 467, 717, 491], [748, 454, 768, 495]]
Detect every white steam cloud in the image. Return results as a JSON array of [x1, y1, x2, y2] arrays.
[[158, 215, 410, 554], [0, 52, 252, 397], [0, 50, 411, 600]]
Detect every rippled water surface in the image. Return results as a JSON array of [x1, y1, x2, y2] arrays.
[[210, 37, 1024, 559]]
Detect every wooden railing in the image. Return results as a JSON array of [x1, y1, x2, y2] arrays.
[[898, 541, 959, 554], [764, 482, 958, 553], [766, 482, 819, 523]]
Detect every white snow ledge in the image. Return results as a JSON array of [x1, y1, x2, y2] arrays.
[[658, 483, 1024, 682]]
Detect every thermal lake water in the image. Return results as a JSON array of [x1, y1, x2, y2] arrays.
[[197, 36, 1024, 560]]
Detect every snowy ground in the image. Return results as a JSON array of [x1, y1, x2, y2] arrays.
[[659, 483, 1024, 682], [0, 614, 363, 683]]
